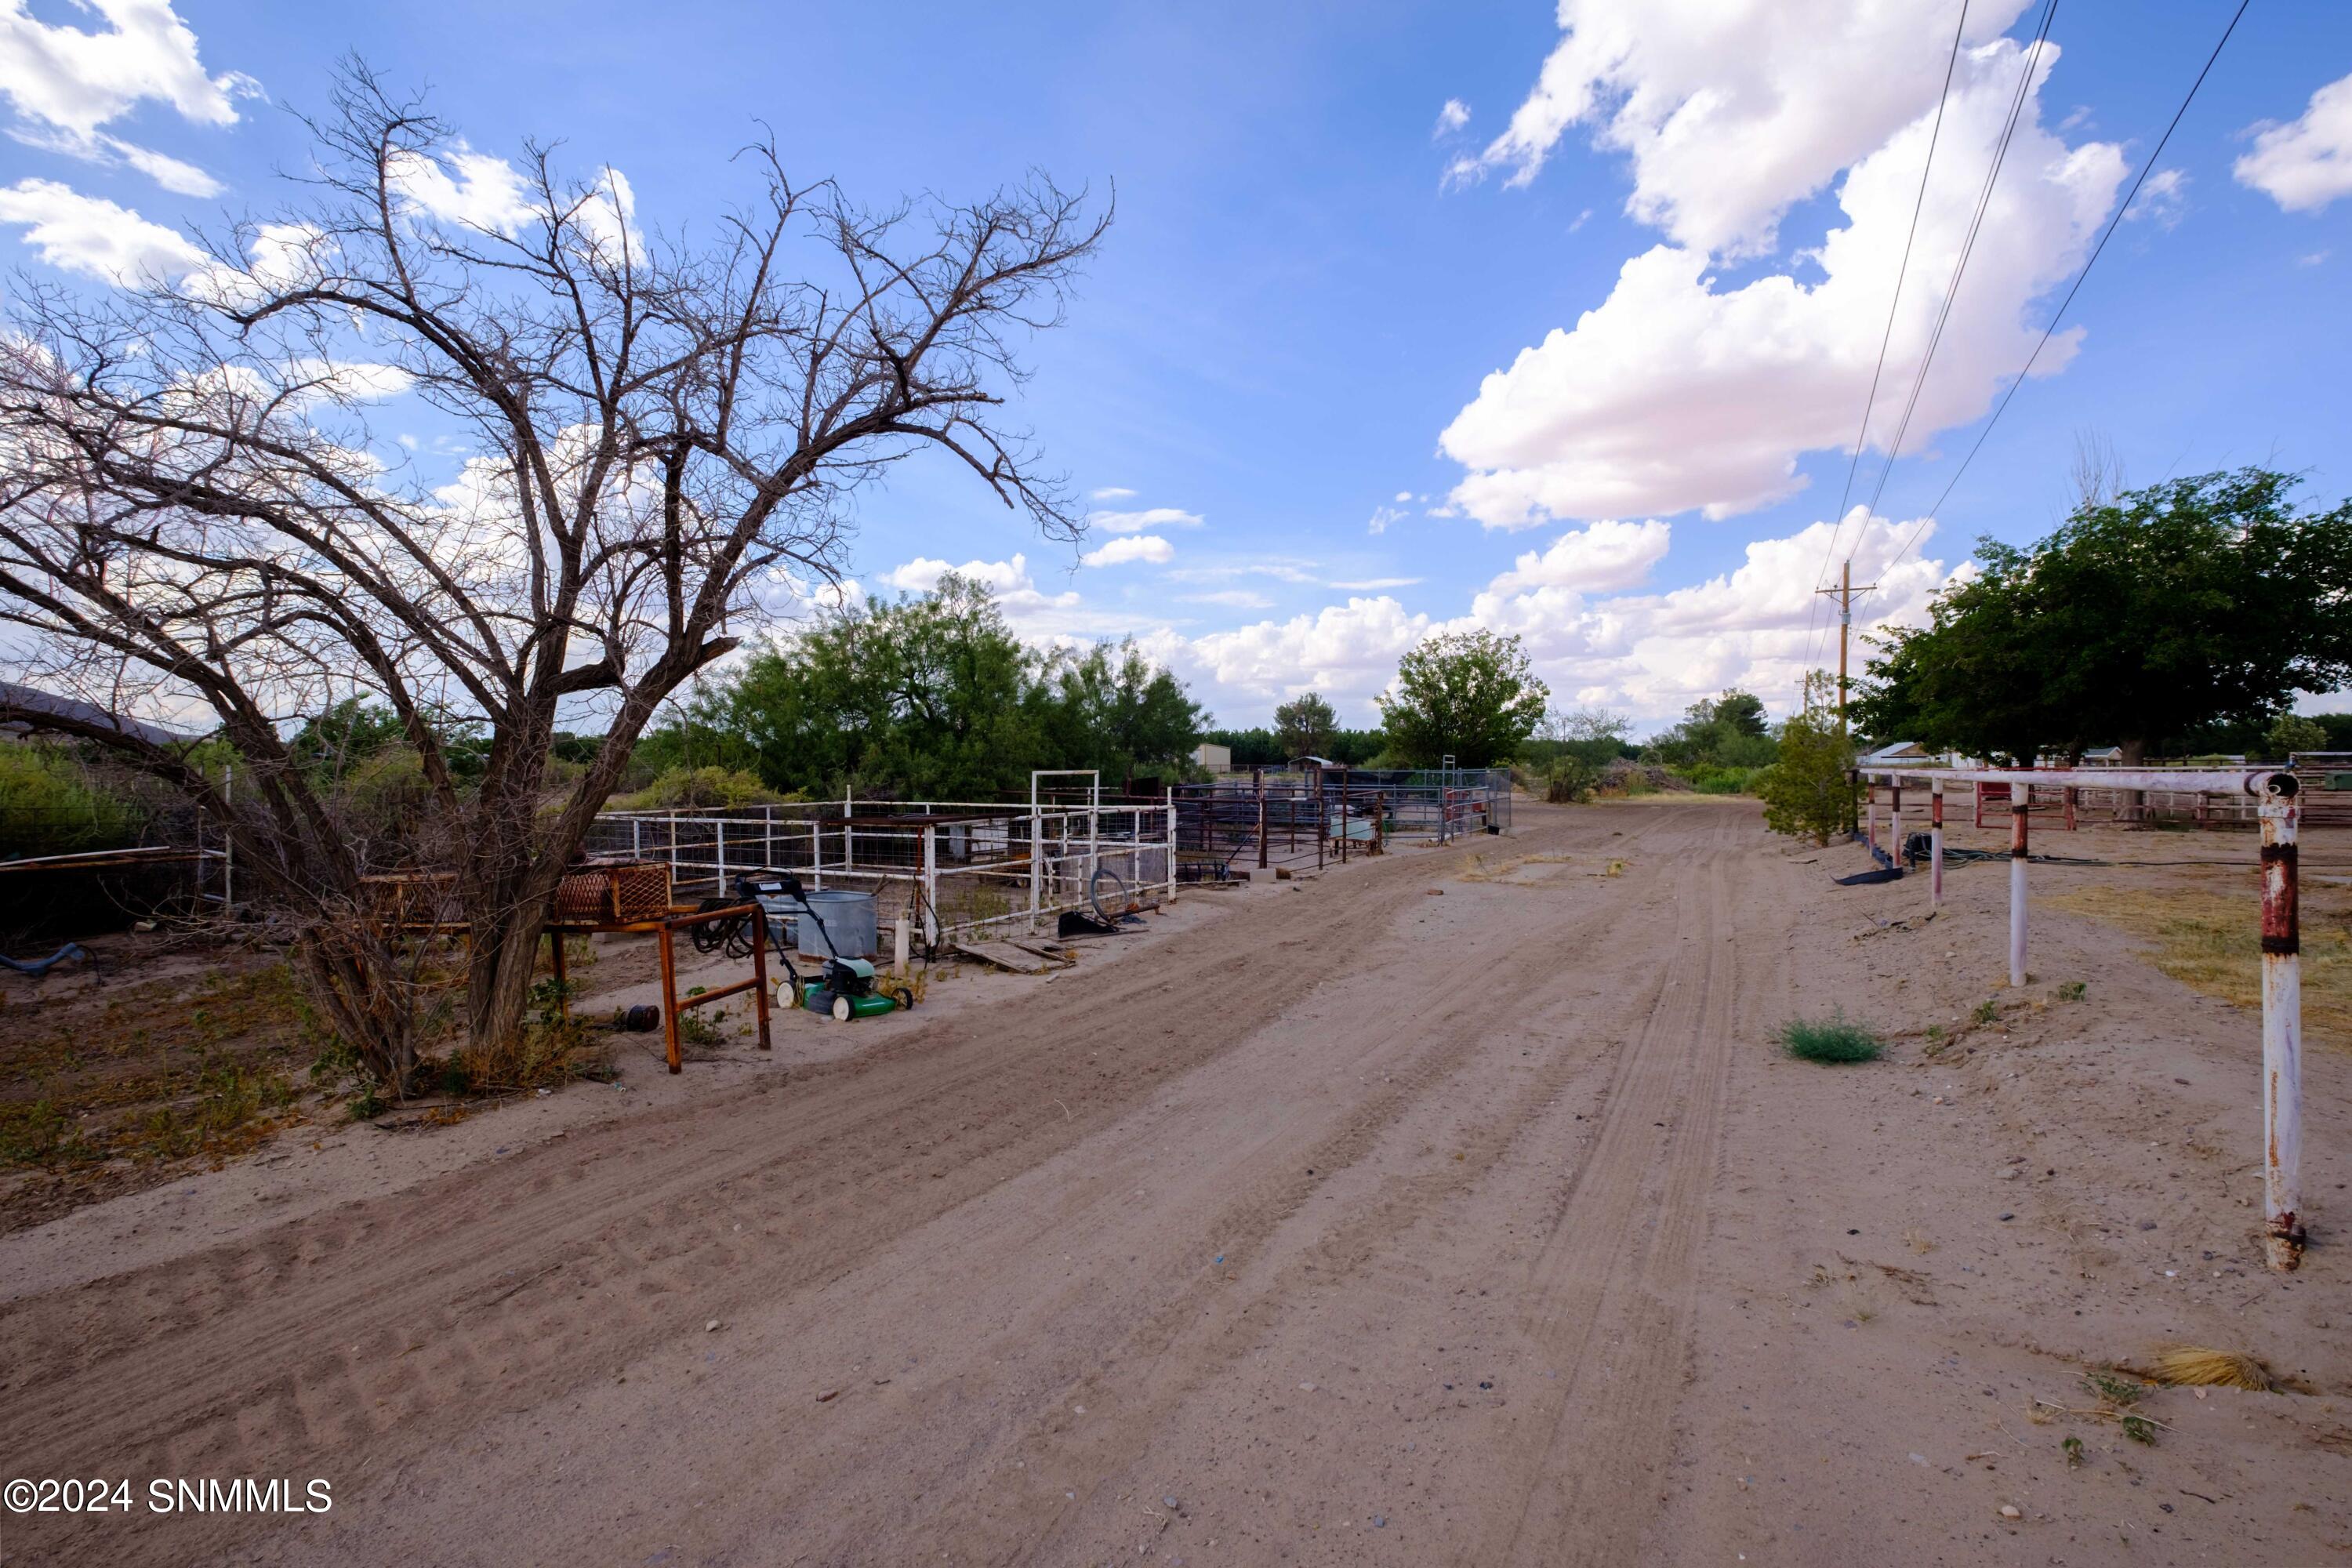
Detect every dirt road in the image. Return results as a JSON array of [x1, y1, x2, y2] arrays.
[[3, 798, 2346, 1566]]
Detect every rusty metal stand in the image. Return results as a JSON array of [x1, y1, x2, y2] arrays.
[[547, 902, 774, 1073]]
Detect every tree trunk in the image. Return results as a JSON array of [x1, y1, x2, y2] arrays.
[[465, 907, 547, 1064], [2118, 737, 2148, 765], [295, 927, 421, 1093]]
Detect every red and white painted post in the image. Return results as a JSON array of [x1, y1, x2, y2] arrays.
[[1929, 780, 1944, 908], [2008, 795, 2030, 988], [2260, 778, 2306, 1271], [1889, 784, 1904, 872]]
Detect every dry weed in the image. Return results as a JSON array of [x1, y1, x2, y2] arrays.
[[2143, 1345, 2274, 1392], [2047, 885, 2352, 1046]]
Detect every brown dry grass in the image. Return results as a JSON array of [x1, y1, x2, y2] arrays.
[[1458, 852, 1577, 884], [2046, 884, 2352, 1047], [2143, 1346, 2274, 1392]]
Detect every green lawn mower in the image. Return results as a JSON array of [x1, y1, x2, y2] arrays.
[[725, 871, 908, 1024], [798, 958, 898, 1022]]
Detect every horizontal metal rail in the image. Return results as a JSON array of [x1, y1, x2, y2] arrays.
[[1857, 765, 2285, 793]]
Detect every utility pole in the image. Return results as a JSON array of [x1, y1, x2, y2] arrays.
[[1814, 559, 1878, 736], [1816, 560, 1877, 837]]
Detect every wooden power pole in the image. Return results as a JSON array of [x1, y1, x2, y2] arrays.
[[1814, 559, 1878, 738], [1816, 559, 1877, 837]]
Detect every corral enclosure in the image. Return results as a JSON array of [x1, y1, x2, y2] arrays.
[[579, 766, 1515, 946]]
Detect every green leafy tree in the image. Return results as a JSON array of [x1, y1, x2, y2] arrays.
[[2266, 713, 2327, 762], [1756, 673, 1857, 846], [1645, 690, 1777, 769], [1859, 469, 2352, 763], [688, 574, 1203, 797], [1272, 692, 1338, 758], [1377, 630, 1548, 768], [1033, 639, 1206, 782], [717, 574, 1044, 799]]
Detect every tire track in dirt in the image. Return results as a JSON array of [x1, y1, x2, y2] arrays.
[[1474, 810, 1770, 1566], [879, 842, 1679, 1566], [0, 806, 1693, 1567]]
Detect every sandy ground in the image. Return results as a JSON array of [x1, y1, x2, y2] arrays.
[[0, 797, 2345, 1566]]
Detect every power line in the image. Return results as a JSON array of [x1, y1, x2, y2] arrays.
[[1874, 0, 2254, 597], [1799, 0, 1973, 668], [1806, 0, 2060, 672], [1857, 0, 2058, 527]]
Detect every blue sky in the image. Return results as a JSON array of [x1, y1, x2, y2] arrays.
[[3, 1, 2350, 731]]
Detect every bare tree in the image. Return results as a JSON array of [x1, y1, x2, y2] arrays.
[[2068, 428, 2126, 510], [0, 67, 1105, 1088]]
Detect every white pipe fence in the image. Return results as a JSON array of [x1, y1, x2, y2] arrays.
[[1860, 764, 2307, 1271], [587, 800, 1176, 948]]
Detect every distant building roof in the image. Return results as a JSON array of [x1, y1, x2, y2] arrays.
[[1860, 740, 1933, 763], [0, 681, 194, 748]]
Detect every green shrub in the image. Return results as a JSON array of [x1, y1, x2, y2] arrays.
[[0, 744, 147, 858], [1679, 764, 1767, 795], [1545, 754, 1602, 803], [611, 765, 784, 810], [1775, 1011, 1883, 1064]]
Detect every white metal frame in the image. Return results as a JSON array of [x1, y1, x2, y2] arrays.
[[1029, 770, 1099, 933]]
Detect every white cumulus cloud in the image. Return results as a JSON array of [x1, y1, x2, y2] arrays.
[[1466, 0, 2033, 257], [1081, 534, 1174, 568], [1178, 597, 1435, 717], [1087, 505, 1203, 534], [0, 0, 256, 194], [387, 143, 539, 236], [1433, 98, 1471, 138], [2235, 72, 2352, 213], [1442, 29, 2124, 527], [1485, 517, 1669, 595], [1456, 508, 1951, 720], [0, 176, 201, 281]]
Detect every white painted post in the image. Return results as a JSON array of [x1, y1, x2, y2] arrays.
[[895, 915, 911, 978], [632, 818, 642, 861], [920, 824, 939, 948], [810, 819, 823, 890], [2008, 797, 2030, 988], [1865, 786, 1877, 855], [1029, 803, 1043, 934], [715, 818, 726, 891], [221, 761, 234, 916], [2259, 785, 2305, 1271], [1889, 784, 1904, 873], [1088, 778, 1101, 890], [1929, 780, 1944, 909], [1166, 787, 1178, 903]]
